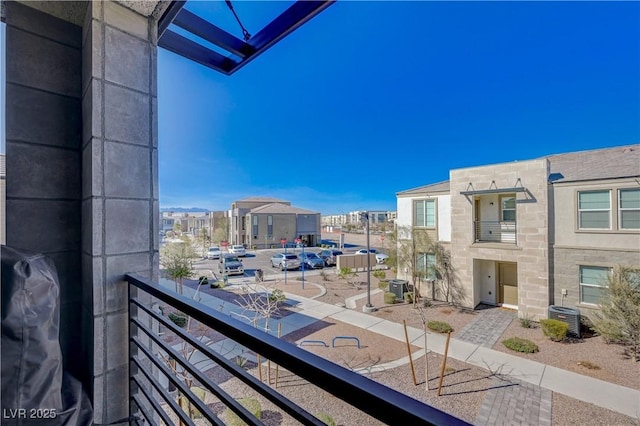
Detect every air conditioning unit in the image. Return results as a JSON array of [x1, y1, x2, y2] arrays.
[[548, 305, 581, 338], [388, 279, 410, 301]]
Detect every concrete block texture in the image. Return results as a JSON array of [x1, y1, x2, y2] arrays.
[[6, 26, 81, 97], [82, 198, 103, 255], [82, 80, 102, 145], [6, 1, 82, 48], [104, 141, 151, 198], [106, 312, 129, 370], [104, 1, 149, 40], [105, 253, 151, 313], [105, 26, 150, 92], [7, 143, 80, 199], [105, 199, 151, 255], [6, 199, 80, 253], [82, 20, 103, 93], [6, 84, 81, 148], [82, 254, 103, 316], [104, 83, 151, 145], [82, 138, 103, 198], [105, 365, 130, 424]]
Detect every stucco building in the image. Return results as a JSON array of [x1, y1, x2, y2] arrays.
[[396, 144, 640, 320]]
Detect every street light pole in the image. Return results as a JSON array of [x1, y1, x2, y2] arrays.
[[362, 211, 376, 313]]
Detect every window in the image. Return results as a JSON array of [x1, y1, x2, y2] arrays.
[[417, 253, 436, 280], [267, 215, 273, 236], [579, 265, 610, 305], [619, 188, 640, 229], [501, 196, 516, 222], [252, 216, 258, 237], [578, 190, 611, 229], [414, 199, 435, 227]]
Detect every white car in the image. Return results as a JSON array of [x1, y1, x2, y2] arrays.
[[206, 246, 221, 259], [229, 244, 246, 257], [355, 249, 388, 264]]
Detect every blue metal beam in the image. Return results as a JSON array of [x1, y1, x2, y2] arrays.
[[173, 8, 255, 59], [157, 0, 336, 76], [159, 29, 237, 75]]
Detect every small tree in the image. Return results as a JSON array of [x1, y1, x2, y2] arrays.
[[212, 217, 229, 244], [591, 266, 640, 361], [428, 242, 465, 306], [160, 242, 196, 294], [390, 225, 432, 306]]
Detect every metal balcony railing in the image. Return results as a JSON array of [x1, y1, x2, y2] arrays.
[[473, 220, 517, 244], [126, 274, 470, 426]]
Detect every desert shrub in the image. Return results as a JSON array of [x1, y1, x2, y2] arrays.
[[540, 318, 568, 342], [198, 276, 208, 285], [319, 270, 331, 281], [590, 266, 640, 361], [383, 292, 397, 304], [427, 320, 453, 334], [210, 280, 220, 288], [225, 398, 261, 426], [519, 313, 535, 329], [316, 413, 336, 426], [502, 337, 539, 353], [372, 270, 386, 280], [338, 267, 355, 279], [403, 292, 413, 303], [268, 288, 285, 303], [378, 281, 389, 291], [168, 312, 187, 328], [577, 360, 601, 370]]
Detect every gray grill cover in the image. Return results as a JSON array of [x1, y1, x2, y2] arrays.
[[1, 246, 92, 425]]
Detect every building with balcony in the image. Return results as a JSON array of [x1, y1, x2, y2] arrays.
[[396, 145, 639, 320]]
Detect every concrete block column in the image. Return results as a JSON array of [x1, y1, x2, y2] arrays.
[[81, 1, 159, 422]]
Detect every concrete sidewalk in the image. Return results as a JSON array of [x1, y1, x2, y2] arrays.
[[158, 278, 640, 420]]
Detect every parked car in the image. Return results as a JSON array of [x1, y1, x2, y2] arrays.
[[318, 249, 343, 266], [297, 252, 324, 269], [375, 253, 389, 264], [206, 246, 221, 259], [355, 249, 377, 255], [229, 244, 246, 257], [270, 253, 301, 271], [218, 254, 244, 276]]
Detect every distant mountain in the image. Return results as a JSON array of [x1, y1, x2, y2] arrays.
[[160, 207, 209, 213]]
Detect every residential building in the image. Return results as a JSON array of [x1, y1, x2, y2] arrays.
[[229, 197, 290, 245], [321, 213, 348, 228], [246, 203, 322, 248], [396, 145, 640, 320]]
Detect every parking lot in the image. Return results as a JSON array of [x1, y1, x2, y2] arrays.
[[192, 231, 389, 281]]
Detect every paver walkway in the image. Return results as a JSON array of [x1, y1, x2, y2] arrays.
[[456, 306, 516, 348], [476, 378, 552, 426]]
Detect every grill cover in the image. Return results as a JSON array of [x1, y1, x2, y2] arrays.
[[1, 245, 92, 425]]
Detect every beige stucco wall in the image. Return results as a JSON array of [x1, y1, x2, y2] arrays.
[[450, 158, 550, 319], [551, 178, 640, 250]]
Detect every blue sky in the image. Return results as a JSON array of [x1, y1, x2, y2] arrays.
[[158, 1, 640, 215]]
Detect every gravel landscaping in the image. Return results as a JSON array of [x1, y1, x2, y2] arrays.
[[163, 273, 638, 425]]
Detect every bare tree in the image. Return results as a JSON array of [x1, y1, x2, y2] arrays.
[[389, 225, 433, 305], [428, 242, 465, 306]]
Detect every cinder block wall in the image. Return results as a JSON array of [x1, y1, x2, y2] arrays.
[[450, 159, 550, 319], [5, 1, 84, 383], [82, 2, 158, 422]]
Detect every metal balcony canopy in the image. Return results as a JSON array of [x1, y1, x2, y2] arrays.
[[460, 187, 526, 196], [158, 0, 335, 75]]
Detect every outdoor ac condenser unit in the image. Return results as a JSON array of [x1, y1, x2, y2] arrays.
[[548, 305, 581, 338]]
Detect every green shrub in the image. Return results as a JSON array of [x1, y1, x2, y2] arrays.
[[225, 398, 262, 426], [519, 313, 534, 329], [383, 292, 397, 304], [403, 292, 413, 303], [198, 276, 208, 286], [168, 312, 187, 328], [210, 281, 220, 288], [502, 337, 539, 353], [427, 320, 453, 334], [316, 412, 336, 426], [372, 270, 386, 280], [378, 281, 389, 291], [540, 319, 569, 342], [268, 288, 285, 303]]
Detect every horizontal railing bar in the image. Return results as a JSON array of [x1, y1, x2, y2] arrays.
[[131, 381, 172, 426], [127, 273, 471, 426], [132, 296, 324, 425], [132, 316, 258, 426], [132, 353, 197, 426], [132, 337, 227, 426]]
